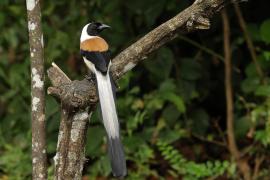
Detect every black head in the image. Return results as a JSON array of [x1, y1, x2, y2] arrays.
[[87, 22, 110, 36]]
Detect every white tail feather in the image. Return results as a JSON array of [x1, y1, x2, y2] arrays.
[[94, 68, 119, 138], [84, 58, 119, 137], [84, 59, 126, 177]]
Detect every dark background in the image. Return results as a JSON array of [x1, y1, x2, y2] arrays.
[[0, 0, 270, 179]]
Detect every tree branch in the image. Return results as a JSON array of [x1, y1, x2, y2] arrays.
[[111, 0, 243, 80], [252, 155, 265, 180], [48, 0, 246, 179], [47, 64, 97, 180], [233, 3, 264, 81], [222, 10, 251, 180], [26, 0, 47, 179]]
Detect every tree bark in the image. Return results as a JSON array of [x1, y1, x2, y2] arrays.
[[26, 0, 47, 179], [48, 63, 97, 180]]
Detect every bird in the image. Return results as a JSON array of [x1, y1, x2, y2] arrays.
[[80, 22, 127, 177]]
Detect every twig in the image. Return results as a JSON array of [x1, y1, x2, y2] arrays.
[[233, 3, 264, 81], [222, 10, 251, 180], [240, 142, 256, 157], [26, 0, 47, 179], [179, 35, 224, 61], [252, 155, 265, 180], [222, 9, 238, 157], [192, 133, 227, 147], [213, 118, 227, 145], [178, 35, 241, 73]]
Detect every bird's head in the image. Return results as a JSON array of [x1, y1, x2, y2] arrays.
[[87, 22, 110, 35], [81, 22, 110, 42]]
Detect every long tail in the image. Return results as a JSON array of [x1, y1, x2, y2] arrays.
[[93, 67, 127, 177]]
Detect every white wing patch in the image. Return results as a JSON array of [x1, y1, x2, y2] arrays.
[[83, 58, 95, 73]]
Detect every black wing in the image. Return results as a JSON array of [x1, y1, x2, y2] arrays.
[[81, 50, 111, 74]]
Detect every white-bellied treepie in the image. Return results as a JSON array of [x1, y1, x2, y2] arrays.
[[80, 22, 127, 177]]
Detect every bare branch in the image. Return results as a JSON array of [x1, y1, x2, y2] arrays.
[[111, 0, 243, 80], [233, 3, 265, 81], [26, 0, 47, 179], [222, 10, 251, 180], [222, 9, 238, 160], [252, 155, 265, 180]]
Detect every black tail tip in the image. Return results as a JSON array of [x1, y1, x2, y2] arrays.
[[108, 137, 127, 178], [112, 168, 127, 178]]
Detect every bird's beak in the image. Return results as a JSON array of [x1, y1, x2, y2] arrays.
[[99, 24, 111, 30]]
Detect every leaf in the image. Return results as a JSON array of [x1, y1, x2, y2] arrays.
[[178, 79, 197, 102], [86, 126, 105, 156], [263, 51, 270, 61], [144, 0, 166, 26], [159, 79, 176, 93], [162, 105, 181, 125], [255, 85, 270, 97], [123, 136, 145, 152], [89, 156, 111, 177], [118, 71, 133, 91], [145, 93, 164, 111], [255, 130, 270, 146], [241, 77, 260, 94], [189, 109, 209, 135], [247, 23, 261, 41], [144, 47, 174, 82], [127, 111, 146, 135], [163, 93, 186, 113], [234, 116, 252, 138], [8, 6, 23, 16], [0, 13, 5, 27], [134, 144, 154, 163], [45, 96, 59, 118], [3, 28, 18, 48], [158, 80, 186, 112], [260, 19, 270, 44], [180, 59, 202, 81], [0, 0, 8, 5], [245, 61, 259, 78], [159, 129, 184, 144]]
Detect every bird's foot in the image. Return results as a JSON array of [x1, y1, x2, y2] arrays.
[[85, 73, 96, 82]]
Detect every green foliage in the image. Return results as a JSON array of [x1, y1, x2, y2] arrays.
[[237, 18, 270, 150], [1, 0, 270, 179], [0, 142, 31, 179], [260, 19, 270, 44], [157, 141, 231, 179]]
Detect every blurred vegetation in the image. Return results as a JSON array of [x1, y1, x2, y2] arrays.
[[0, 0, 270, 179]]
